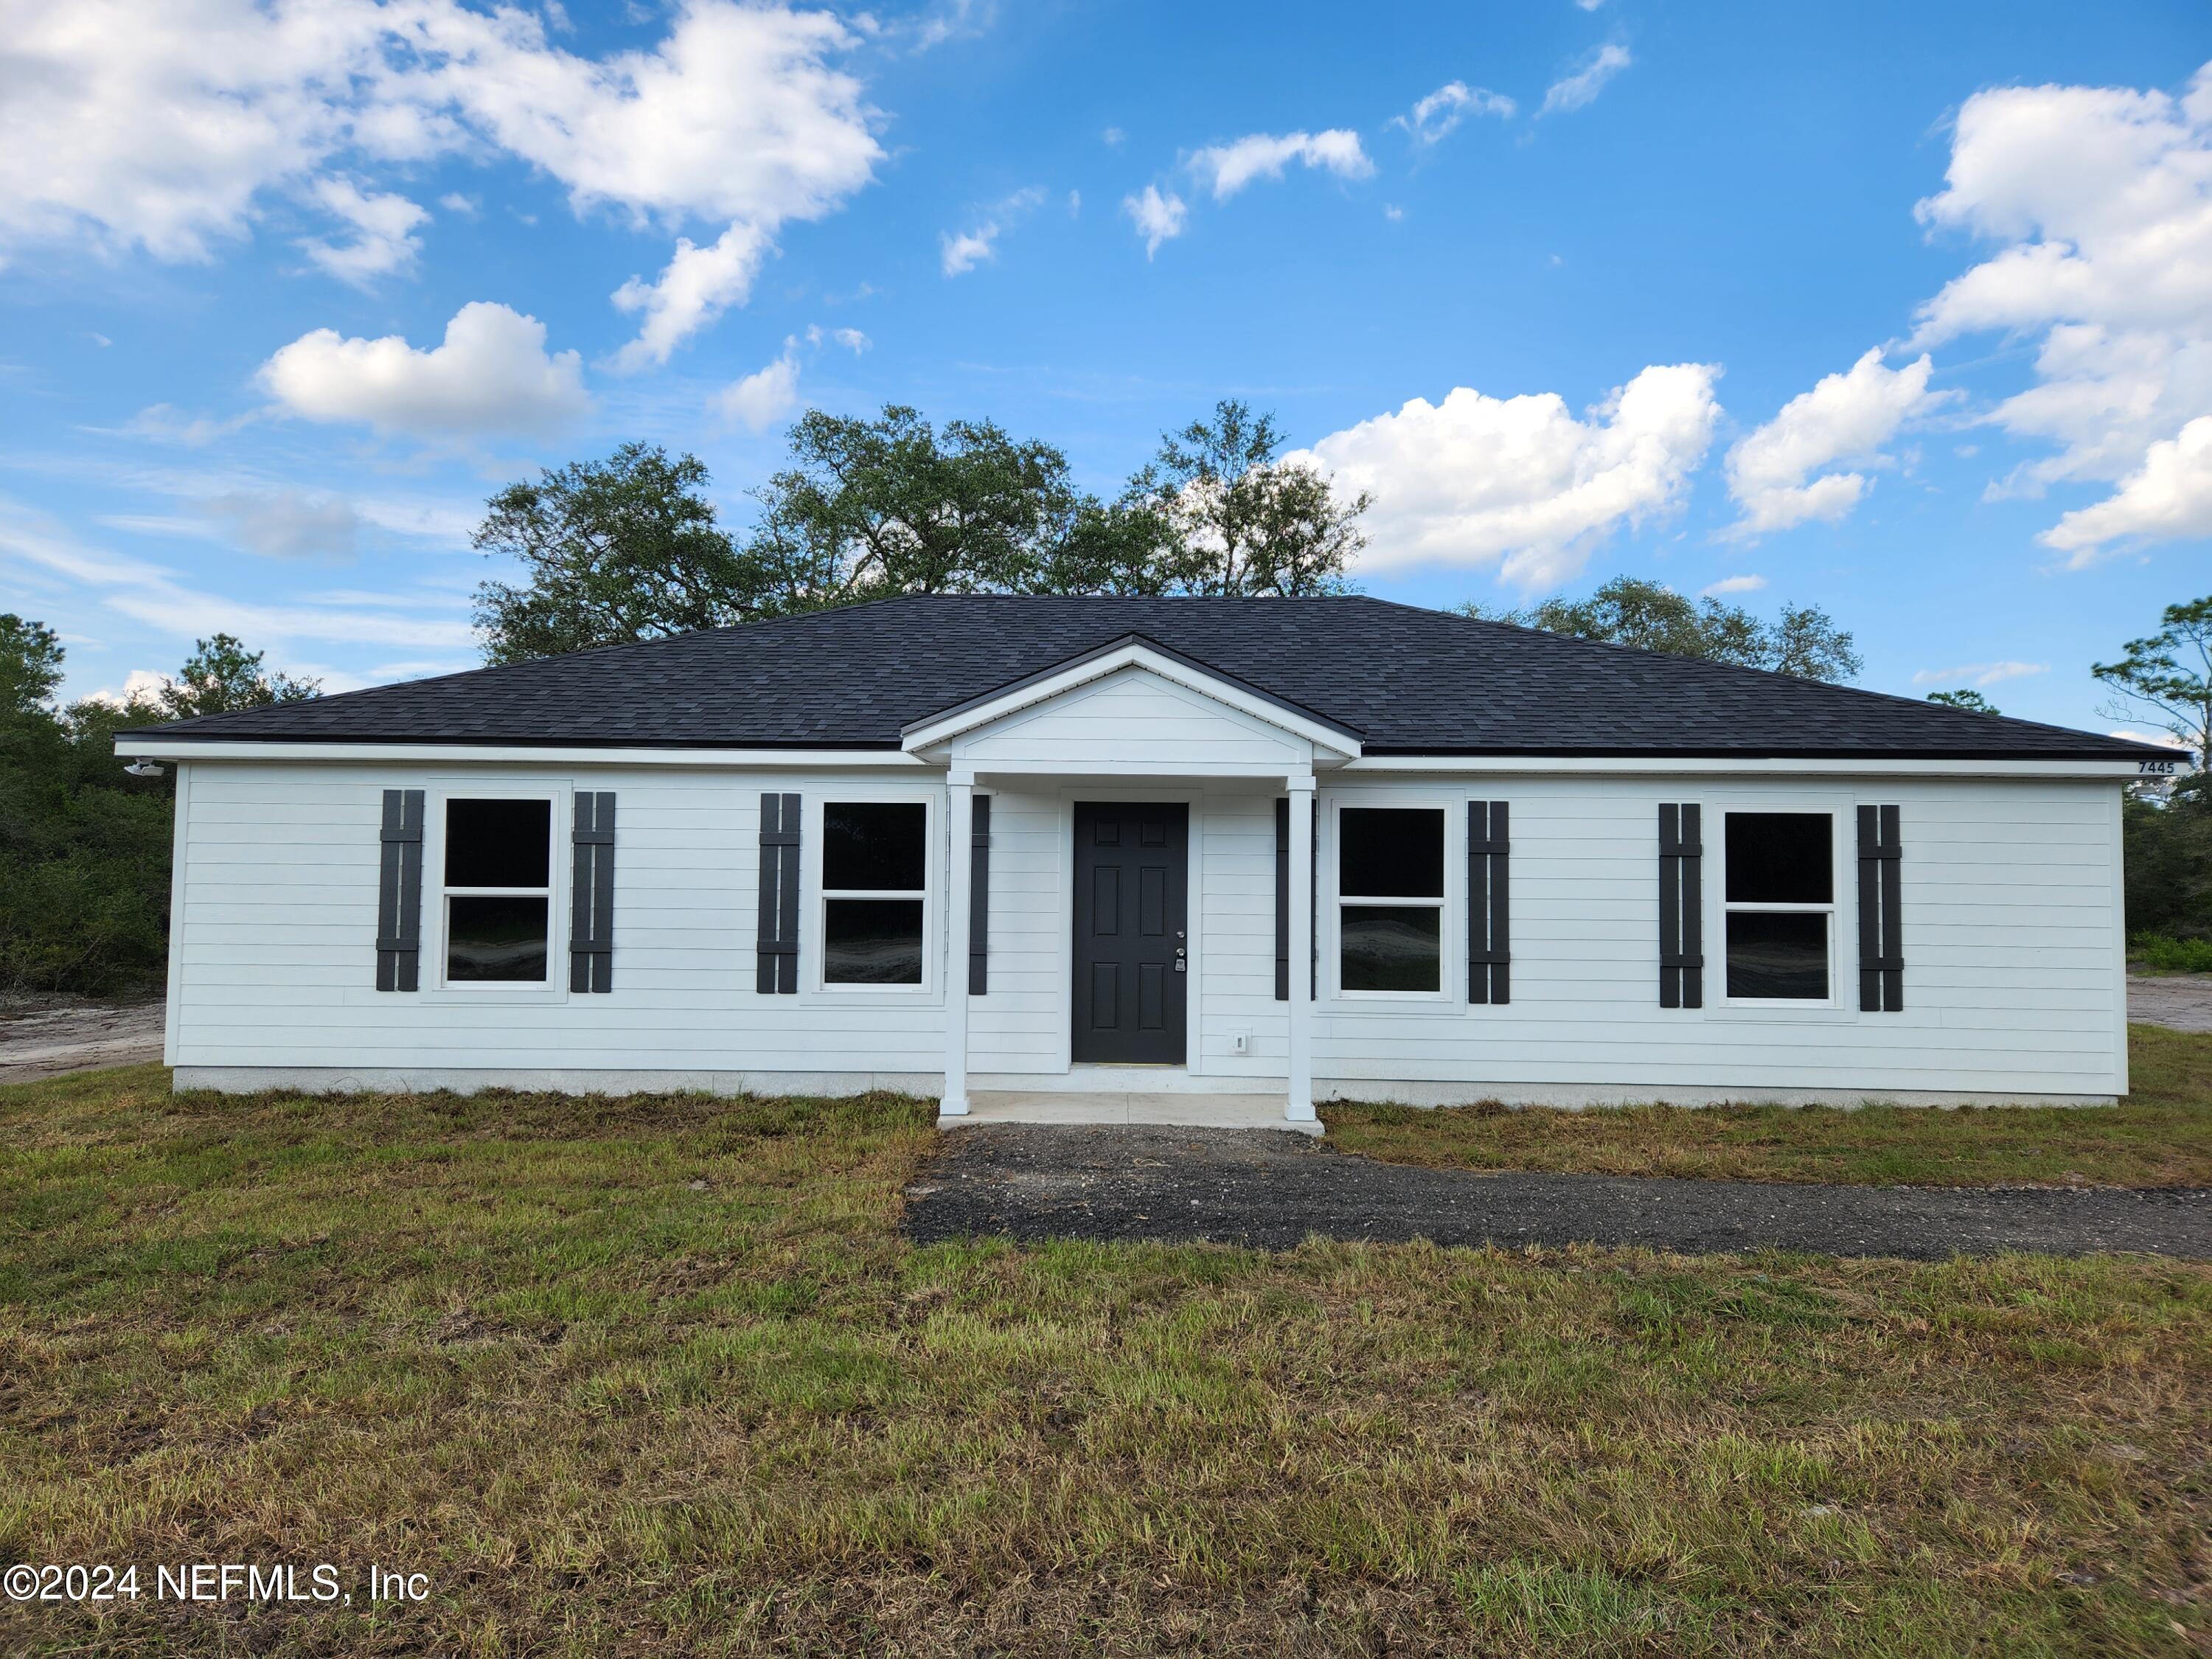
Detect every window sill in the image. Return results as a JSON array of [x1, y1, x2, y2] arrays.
[[420, 985, 571, 1004], [1324, 994, 1464, 1016], [1705, 1001, 1857, 1023]]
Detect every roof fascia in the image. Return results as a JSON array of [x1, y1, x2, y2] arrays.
[[1346, 754, 2153, 779], [110, 739, 928, 768]]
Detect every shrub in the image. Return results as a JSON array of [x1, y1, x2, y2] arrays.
[[2133, 933, 2212, 973]]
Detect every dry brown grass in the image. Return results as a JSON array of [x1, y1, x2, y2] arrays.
[[1, 1063, 2208, 1655], [1325, 1023, 2212, 1189]]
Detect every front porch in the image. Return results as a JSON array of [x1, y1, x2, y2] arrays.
[[902, 635, 1357, 1133], [945, 1089, 1324, 1133]]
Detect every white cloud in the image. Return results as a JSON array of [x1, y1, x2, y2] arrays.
[[300, 176, 426, 285], [1701, 574, 1767, 597], [119, 403, 263, 448], [939, 185, 1045, 277], [941, 227, 996, 275], [1912, 62, 2212, 554], [808, 324, 869, 353], [79, 668, 168, 709], [0, 1, 880, 358], [203, 490, 361, 559], [437, 192, 478, 215], [258, 300, 589, 439], [1911, 661, 2049, 688], [713, 337, 802, 432], [1123, 185, 1186, 257], [2040, 413, 2212, 557], [2110, 727, 2192, 749], [1724, 349, 1947, 538], [1392, 81, 1516, 146], [902, 0, 993, 53], [1541, 44, 1631, 116], [608, 222, 771, 371], [1102, 126, 1124, 147], [1290, 363, 1724, 588], [1187, 130, 1373, 201], [0, 495, 473, 661]]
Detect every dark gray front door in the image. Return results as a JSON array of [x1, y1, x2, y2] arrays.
[[1071, 801, 1189, 1064]]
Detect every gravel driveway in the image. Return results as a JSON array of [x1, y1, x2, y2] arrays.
[[905, 1125, 2212, 1259], [0, 998, 165, 1085], [2129, 973, 2212, 1033]]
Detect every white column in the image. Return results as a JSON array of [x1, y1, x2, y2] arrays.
[[942, 776, 973, 1118], [1286, 773, 1317, 1124]]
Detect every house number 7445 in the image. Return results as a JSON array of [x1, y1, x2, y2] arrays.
[[2138, 759, 2179, 775]]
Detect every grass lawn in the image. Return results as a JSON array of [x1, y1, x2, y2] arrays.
[[1, 1065, 2208, 1655], [1327, 1024, 2212, 1189]]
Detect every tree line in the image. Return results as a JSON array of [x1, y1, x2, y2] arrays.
[[471, 401, 1371, 663], [0, 625, 316, 997]]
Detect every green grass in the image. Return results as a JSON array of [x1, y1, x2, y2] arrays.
[[2134, 933, 2212, 974], [2, 1064, 2208, 1655], [1326, 1024, 2212, 1189]]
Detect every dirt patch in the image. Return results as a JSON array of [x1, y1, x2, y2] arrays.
[[2128, 973, 2212, 1034], [0, 995, 165, 1085], [905, 1124, 2212, 1259]]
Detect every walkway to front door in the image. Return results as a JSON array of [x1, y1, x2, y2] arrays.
[[1071, 801, 1188, 1065]]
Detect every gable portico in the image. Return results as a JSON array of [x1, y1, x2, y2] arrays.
[[902, 635, 1360, 1129]]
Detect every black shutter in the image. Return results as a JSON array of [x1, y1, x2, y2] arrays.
[[1857, 804, 1904, 1012], [757, 792, 800, 995], [969, 794, 991, 996], [1469, 800, 1511, 1004], [570, 792, 616, 993], [1274, 797, 1290, 1001], [1658, 802, 1703, 1009], [375, 788, 424, 992]]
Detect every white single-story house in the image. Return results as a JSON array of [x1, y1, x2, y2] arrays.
[[116, 596, 2177, 1126]]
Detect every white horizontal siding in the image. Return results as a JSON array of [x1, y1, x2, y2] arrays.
[[1303, 773, 2126, 1099], [956, 667, 1310, 769], [168, 759, 2128, 1101]]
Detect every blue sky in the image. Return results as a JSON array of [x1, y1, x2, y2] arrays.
[[3, 0, 2208, 741]]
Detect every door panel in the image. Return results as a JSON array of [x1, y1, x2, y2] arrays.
[[1072, 802, 1189, 1063]]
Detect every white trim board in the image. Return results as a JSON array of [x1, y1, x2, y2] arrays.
[[114, 737, 2143, 781], [113, 740, 931, 768]]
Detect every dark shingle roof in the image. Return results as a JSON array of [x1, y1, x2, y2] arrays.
[[121, 594, 2161, 760]]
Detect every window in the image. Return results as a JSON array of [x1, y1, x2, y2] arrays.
[[1338, 807, 1445, 994], [442, 797, 553, 984], [821, 801, 928, 986], [1722, 812, 1834, 1001]]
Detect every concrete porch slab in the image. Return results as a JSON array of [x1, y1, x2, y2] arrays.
[[944, 1091, 1322, 1135]]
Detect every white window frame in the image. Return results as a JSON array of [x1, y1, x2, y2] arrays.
[[1717, 807, 1842, 1009], [431, 785, 566, 995], [1331, 799, 1453, 1003], [814, 793, 936, 996]]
